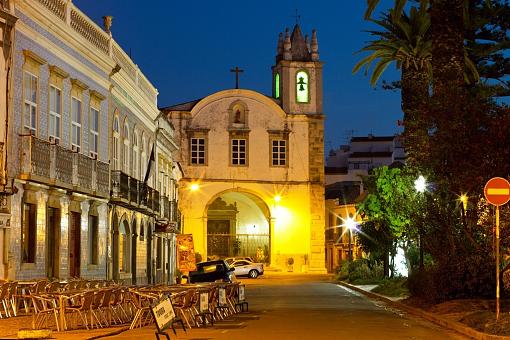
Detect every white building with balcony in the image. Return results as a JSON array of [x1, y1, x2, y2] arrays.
[[5, 0, 179, 283]]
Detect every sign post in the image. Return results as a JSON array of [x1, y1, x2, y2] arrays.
[[150, 295, 183, 340], [484, 177, 510, 321]]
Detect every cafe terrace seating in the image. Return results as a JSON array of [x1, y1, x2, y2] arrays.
[[0, 279, 247, 333]]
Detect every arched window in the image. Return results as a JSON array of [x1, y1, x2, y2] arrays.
[[274, 72, 280, 99], [119, 220, 130, 273], [133, 130, 139, 180], [148, 142, 154, 185], [141, 134, 147, 179], [296, 70, 309, 103], [112, 116, 120, 170], [123, 122, 130, 175], [139, 221, 145, 241]]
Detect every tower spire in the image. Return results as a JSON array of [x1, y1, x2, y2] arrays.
[[283, 28, 292, 61], [311, 29, 319, 61], [276, 32, 284, 62]]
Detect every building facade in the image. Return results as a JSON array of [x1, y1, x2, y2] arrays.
[[164, 24, 326, 272], [0, 1, 17, 279], [324, 135, 405, 272], [5, 0, 179, 283]]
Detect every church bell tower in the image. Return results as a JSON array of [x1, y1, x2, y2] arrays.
[[272, 25, 323, 115], [271, 24, 326, 273]]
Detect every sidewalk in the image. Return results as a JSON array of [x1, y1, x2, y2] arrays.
[[340, 282, 510, 340], [0, 315, 128, 340]]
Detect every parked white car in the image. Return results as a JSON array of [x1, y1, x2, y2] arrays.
[[225, 257, 255, 265], [230, 259, 264, 278]]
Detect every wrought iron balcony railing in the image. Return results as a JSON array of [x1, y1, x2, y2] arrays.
[[20, 135, 110, 198]]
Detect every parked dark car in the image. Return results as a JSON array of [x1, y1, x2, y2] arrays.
[[187, 260, 236, 283]]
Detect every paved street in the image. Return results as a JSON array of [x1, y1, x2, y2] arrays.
[[105, 273, 468, 340]]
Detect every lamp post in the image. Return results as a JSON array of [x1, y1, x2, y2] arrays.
[[345, 217, 357, 262], [414, 175, 426, 270]]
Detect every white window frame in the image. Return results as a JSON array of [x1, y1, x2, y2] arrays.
[[49, 85, 61, 144], [23, 71, 38, 135], [123, 123, 130, 175], [113, 116, 120, 170], [231, 138, 247, 166], [271, 139, 287, 166], [89, 107, 99, 159], [190, 137, 206, 165], [141, 135, 147, 178], [133, 131, 139, 179], [71, 97, 82, 152]]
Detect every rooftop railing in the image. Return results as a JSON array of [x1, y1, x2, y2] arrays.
[[34, 0, 157, 104]]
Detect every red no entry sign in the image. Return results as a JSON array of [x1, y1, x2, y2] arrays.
[[484, 177, 510, 206]]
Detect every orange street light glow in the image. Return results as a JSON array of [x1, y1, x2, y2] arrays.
[[190, 183, 199, 191], [274, 195, 281, 203]]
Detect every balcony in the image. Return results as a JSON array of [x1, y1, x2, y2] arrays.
[[152, 190, 160, 214], [111, 172, 161, 216], [161, 196, 170, 220], [129, 177, 139, 206], [170, 200, 178, 222], [111, 170, 129, 202], [20, 135, 110, 198]]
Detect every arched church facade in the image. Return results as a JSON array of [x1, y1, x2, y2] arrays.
[[164, 24, 326, 272]]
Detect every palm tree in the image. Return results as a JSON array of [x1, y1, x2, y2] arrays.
[[358, 2, 481, 167], [353, 6, 432, 165]]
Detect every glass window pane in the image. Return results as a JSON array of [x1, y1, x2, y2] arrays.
[[56, 89, 61, 113], [31, 76, 37, 102], [296, 71, 309, 103]]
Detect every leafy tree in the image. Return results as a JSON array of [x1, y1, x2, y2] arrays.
[[357, 166, 424, 274], [357, 220, 395, 277], [466, 0, 510, 98]]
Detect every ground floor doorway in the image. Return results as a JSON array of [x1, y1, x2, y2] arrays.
[[206, 191, 270, 263], [46, 207, 60, 279]]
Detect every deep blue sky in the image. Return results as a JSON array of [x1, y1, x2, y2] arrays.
[[74, 0, 401, 150]]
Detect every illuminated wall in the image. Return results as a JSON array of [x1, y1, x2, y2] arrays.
[[169, 89, 325, 272]]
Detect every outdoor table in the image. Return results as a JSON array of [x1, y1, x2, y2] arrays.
[[40, 288, 97, 330]]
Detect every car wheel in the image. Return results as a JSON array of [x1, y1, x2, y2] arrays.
[[248, 269, 259, 278]]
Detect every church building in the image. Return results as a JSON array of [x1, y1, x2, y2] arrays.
[[163, 24, 326, 272]]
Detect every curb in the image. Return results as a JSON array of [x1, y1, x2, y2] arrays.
[[85, 326, 130, 340], [339, 281, 510, 340]]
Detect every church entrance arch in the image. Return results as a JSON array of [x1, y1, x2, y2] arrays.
[[206, 190, 270, 263]]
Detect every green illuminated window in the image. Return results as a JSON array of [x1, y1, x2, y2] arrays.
[[274, 73, 280, 99], [296, 71, 309, 103]]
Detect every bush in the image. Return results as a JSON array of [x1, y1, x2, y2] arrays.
[[336, 259, 384, 284], [432, 253, 494, 302], [372, 277, 408, 297], [408, 252, 495, 303], [407, 268, 435, 300], [335, 261, 350, 281]]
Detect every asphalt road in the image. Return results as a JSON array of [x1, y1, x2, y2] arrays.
[[106, 273, 469, 340]]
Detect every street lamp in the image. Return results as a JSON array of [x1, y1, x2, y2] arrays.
[[344, 216, 357, 262], [414, 175, 426, 193], [414, 175, 427, 270]]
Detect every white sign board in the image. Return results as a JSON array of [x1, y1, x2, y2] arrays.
[[218, 287, 227, 307], [151, 296, 176, 332], [238, 285, 245, 302], [200, 292, 209, 313]]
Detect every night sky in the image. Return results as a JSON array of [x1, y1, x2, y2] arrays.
[[73, 0, 400, 151]]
